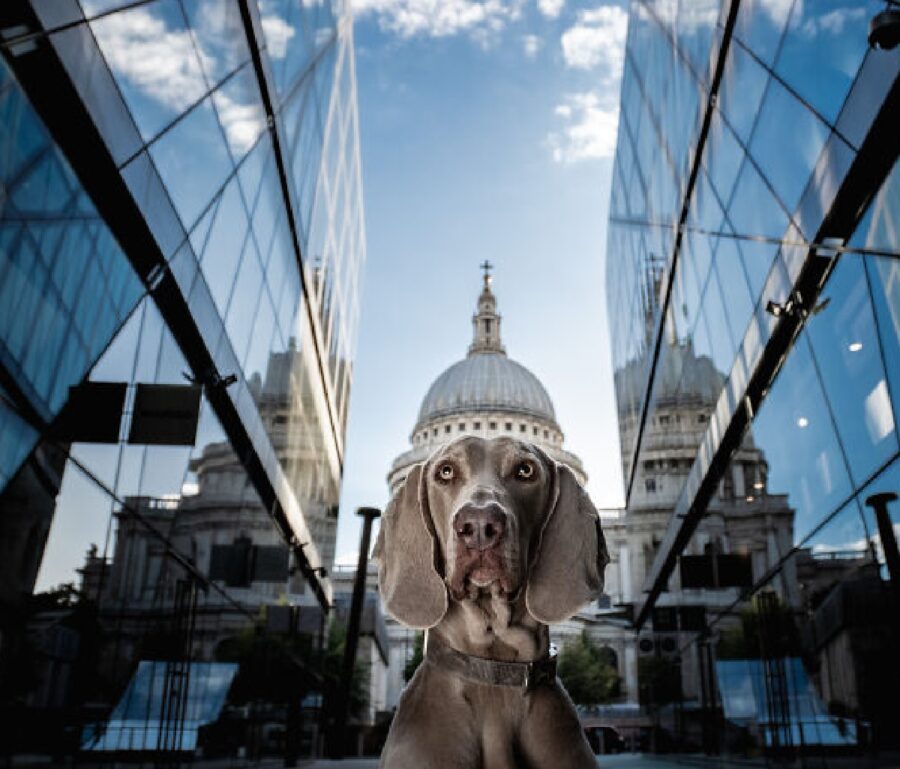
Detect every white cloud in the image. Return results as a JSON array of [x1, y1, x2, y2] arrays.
[[522, 33, 542, 57], [560, 4, 628, 78], [550, 4, 626, 163], [351, 0, 522, 39], [547, 90, 619, 163], [537, 0, 564, 19]]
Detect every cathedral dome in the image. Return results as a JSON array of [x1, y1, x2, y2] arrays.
[[389, 266, 585, 491], [615, 339, 726, 410], [416, 353, 557, 428]]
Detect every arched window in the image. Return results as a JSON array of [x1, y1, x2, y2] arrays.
[[598, 646, 618, 671]]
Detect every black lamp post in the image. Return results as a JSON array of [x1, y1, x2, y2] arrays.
[[329, 506, 381, 759]]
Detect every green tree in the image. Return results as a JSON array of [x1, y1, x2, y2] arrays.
[[638, 656, 681, 707], [403, 633, 424, 682], [557, 633, 620, 705], [217, 616, 369, 715], [717, 592, 801, 660]]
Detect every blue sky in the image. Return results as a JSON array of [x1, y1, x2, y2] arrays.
[[334, 0, 630, 563]]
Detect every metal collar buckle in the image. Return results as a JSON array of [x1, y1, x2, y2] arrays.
[[524, 645, 557, 691]]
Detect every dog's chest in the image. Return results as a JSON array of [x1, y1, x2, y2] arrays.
[[447, 594, 544, 660]]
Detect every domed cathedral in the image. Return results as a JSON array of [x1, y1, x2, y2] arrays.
[[388, 264, 586, 491]]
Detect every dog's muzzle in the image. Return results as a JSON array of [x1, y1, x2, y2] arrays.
[[453, 502, 507, 552]]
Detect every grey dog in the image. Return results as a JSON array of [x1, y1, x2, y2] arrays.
[[373, 435, 610, 769]]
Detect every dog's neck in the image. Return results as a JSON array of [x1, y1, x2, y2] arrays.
[[429, 583, 548, 662]]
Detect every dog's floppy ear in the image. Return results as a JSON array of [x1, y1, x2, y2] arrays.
[[373, 463, 448, 629], [525, 456, 610, 624]]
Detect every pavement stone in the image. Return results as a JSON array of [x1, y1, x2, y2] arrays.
[[299, 754, 689, 768]]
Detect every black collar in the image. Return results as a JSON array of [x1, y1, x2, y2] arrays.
[[424, 634, 557, 692]]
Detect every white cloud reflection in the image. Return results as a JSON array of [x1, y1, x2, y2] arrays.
[[260, 14, 297, 58], [811, 522, 900, 565], [91, 4, 267, 155], [93, 7, 210, 114]]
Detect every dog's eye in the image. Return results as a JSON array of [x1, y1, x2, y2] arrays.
[[515, 461, 535, 480], [436, 463, 455, 482]]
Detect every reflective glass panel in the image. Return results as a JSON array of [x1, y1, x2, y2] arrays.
[[718, 42, 769, 145], [748, 76, 829, 215], [728, 157, 790, 240], [148, 97, 233, 229], [751, 335, 854, 542], [196, 177, 248, 316], [775, 0, 878, 125], [733, 0, 793, 65], [806, 255, 898, 485], [865, 256, 900, 432], [183, 0, 252, 88], [90, 0, 209, 142]]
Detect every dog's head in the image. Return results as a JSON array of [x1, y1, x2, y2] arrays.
[[373, 436, 609, 629]]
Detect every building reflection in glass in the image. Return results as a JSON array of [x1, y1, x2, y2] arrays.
[[604, 0, 900, 761], [0, 0, 365, 760]]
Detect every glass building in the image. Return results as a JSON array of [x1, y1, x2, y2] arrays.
[[0, 0, 365, 759], [606, 0, 899, 762]]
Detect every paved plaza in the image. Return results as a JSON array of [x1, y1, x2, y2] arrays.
[[301, 755, 695, 768]]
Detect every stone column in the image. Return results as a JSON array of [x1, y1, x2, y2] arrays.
[[624, 640, 639, 704]]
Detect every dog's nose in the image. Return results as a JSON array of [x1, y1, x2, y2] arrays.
[[453, 504, 506, 551]]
